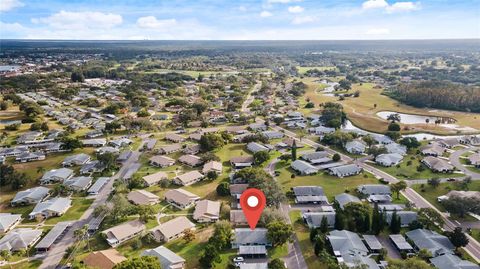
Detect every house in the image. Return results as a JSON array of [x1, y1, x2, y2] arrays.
[[327, 230, 380, 269], [405, 229, 455, 257], [420, 144, 445, 157], [142, 246, 186, 269], [83, 249, 127, 269], [389, 234, 414, 253], [202, 161, 223, 174], [35, 221, 72, 252], [468, 153, 480, 167], [82, 138, 107, 147], [85, 130, 103, 138], [357, 185, 391, 196], [345, 140, 367, 154], [230, 184, 249, 208], [232, 228, 271, 248], [158, 144, 182, 154], [0, 213, 22, 233], [246, 142, 269, 153], [438, 138, 459, 149], [291, 160, 319, 175], [303, 212, 336, 228], [310, 126, 336, 136], [0, 228, 43, 252], [142, 171, 168, 187], [249, 123, 267, 132], [0, 146, 29, 158], [117, 150, 132, 163], [40, 168, 74, 184], [16, 152, 46, 162], [430, 253, 480, 269], [375, 153, 403, 167], [127, 190, 160, 205], [143, 138, 157, 151], [230, 210, 248, 226], [282, 138, 304, 149], [335, 193, 361, 209], [164, 189, 200, 209], [377, 204, 405, 211], [328, 164, 362, 178], [300, 151, 332, 164], [437, 190, 480, 202], [188, 133, 202, 141], [178, 154, 203, 167], [165, 133, 186, 143], [149, 155, 175, 168], [386, 211, 418, 227], [230, 156, 254, 169], [29, 197, 72, 220], [372, 134, 393, 145], [87, 177, 109, 195], [293, 186, 328, 204], [363, 235, 383, 253], [121, 163, 141, 181], [149, 216, 195, 242], [62, 153, 91, 167], [80, 160, 106, 175], [239, 263, 268, 269], [109, 138, 132, 148], [459, 135, 480, 146], [96, 146, 120, 155], [385, 143, 407, 155], [261, 130, 284, 140], [63, 176, 93, 191], [183, 144, 201, 155], [422, 156, 454, 172], [174, 171, 204, 186], [102, 219, 146, 247], [193, 200, 221, 223], [11, 186, 49, 206]]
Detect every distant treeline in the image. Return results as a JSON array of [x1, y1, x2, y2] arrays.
[[386, 80, 480, 113]]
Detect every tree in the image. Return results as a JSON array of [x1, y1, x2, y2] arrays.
[[137, 205, 155, 222], [291, 140, 297, 161], [114, 256, 161, 269], [71, 71, 85, 82], [259, 208, 285, 226], [338, 79, 352, 91], [418, 208, 444, 229], [387, 257, 431, 269], [183, 229, 195, 242], [266, 221, 293, 247], [332, 153, 341, 162], [254, 151, 270, 165], [427, 177, 440, 188], [97, 152, 117, 171], [385, 131, 401, 141], [388, 122, 401, 132], [74, 224, 88, 242], [199, 244, 221, 268], [268, 258, 286, 269], [372, 203, 384, 235], [390, 210, 401, 234], [446, 227, 469, 250], [400, 137, 421, 149], [235, 167, 286, 207], [314, 236, 325, 256], [0, 249, 11, 261], [441, 196, 480, 218], [343, 203, 371, 233], [216, 182, 230, 196], [334, 212, 346, 230], [391, 181, 407, 199], [417, 249, 432, 261], [110, 194, 134, 221], [309, 228, 318, 242], [206, 170, 218, 180], [0, 101, 9, 111], [387, 113, 401, 123], [367, 146, 388, 157], [320, 102, 347, 128], [320, 216, 329, 233], [60, 137, 83, 151], [199, 133, 226, 151]]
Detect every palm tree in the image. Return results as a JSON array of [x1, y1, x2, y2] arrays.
[[36, 166, 46, 175]]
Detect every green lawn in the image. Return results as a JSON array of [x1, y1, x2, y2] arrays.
[[289, 211, 327, 269], [163, 227, 213, 269], [268, 244, 288, 260], [0, 259, 42, 269], [275, 160, 379, 200], [44, 198, 94, 225]]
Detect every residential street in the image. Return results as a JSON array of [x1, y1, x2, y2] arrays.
[[38, 139, 145, 269]]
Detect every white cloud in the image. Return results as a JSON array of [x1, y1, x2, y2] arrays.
[[292, 16, 314, 25], [386, 2, 421, 13], [32, 11, 122, 30], [362, 0, 388, 10], [0, 0, 24, 12], [136, 16, 176, 29], [260, 11, 273, 17], [238, 6, 247, 12], [267, 0, 302, 3], [288, 6, 304, 13], [366, 28, 390, 35]]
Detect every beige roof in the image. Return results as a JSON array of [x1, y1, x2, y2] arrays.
[[165, 133, 185, 142], [202, 161, 223, 174], [151, 216, 195, 239], [229, 184, 249, 194], [149, 155, 175, 166], [142, 171, 168, 185], [230, 156, 254, 163], [102, 219, 145, 242], [178, 154, 202, 166], [175, 170, 204, 185], [193, 200, 221, 221], [230, 209, 248, 224], [83, 249, 127, 269], [469, 153, 480, 165], [127, 190, 159, 205], [158, 144, 182, 153], [165, 189, 200, 206]]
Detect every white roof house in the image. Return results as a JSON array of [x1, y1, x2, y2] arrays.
[[142, 246, 186, 269], [293, 186, 328, 204], [149, 216, 195, 242], [40, 168, 74, 184], [385, 143, 407, 155], [142, 171, 168, 186], [328, 164, 362, 178], [202, 161, 223, 174], [102, 219, 146, 247], [11, 186, 49, 206], [0, 228, 43, 252], [357, 185, 391, 196], [164, 189, 200, 209], [335, 193, 361, 209], [345, 140, 366, 154], [291, 160, 319, 175], [29, 197, 72, 220], [375, 153, 403, 167], [178, 154, 203, 167], [0, 213, 22, 233], [62, 153, 91, 167], [430, 253, 480, 269], [173, 171, 204, 186], [63, 176, 93, 191], [149, 155, 175, 168], [193, 200, 221, 223], [87, 177, 109, 195], [422, 156, 454, 172], [246, 142, 269, 153], [327, 230, 379, 269], [127, 190, 160, 205]]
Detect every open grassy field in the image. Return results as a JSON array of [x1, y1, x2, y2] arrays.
[[275, 160, 379, 200], [299, 77, 480, 135], [163, 227, 213, 269], [289, 211, 327, 269], [44, 198, 94, 224]]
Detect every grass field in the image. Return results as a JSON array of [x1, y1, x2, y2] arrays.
[[299, 77, 480, 135], [44, 198, 93, 225], [289, 211, 327, 269], [275, 160, 379, 200], [296, 66, 337, 75]]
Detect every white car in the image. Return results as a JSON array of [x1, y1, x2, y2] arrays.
[[233, 257, 244, 263]]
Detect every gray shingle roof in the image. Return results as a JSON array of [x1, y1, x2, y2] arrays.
[[430, 253, 480, 269], [406, 229, 455, 256], [233, 228, 269, 246], [335, 193, 361, 209], [11, 186, 49, 205], [357, 184, 391, 195], [142, 246, 185, 269]]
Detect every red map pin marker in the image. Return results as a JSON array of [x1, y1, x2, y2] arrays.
[[240, 188, 266, 230]]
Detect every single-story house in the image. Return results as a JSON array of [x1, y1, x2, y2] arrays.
[[335, 193, 361, 209], [62, 153, 91, 167], [80, 160, 106, 175], [116, 150, 132, 163], [11, 186, 49, 206], [438, 190, 480, 202], [345, 140, 367, 154], [142, 246, 186, 269], [303, 212, 336, 228], [193, 200, 221, 223], [202, 161, 223, 174], [385, 143, 407, 156], [328, 164, 362, 178], [386, 211, 418, 227], [63, 176, 93, 191], [422, 156, 454, 173], [178, 154, 203, 167], [420, 144, 445, 157], [327, 230, 380, 269], [430, 253, 480, 269], [293, 186, 328, 204], [149, 155, 175, 168], [405, 229, 455, 257], [357, 184, 391, 196], [291, 160, 319, 175], [389, 234, 414, 253], [300, 151, 332, 165], [230, 210, 248, 226], [375, 153, 404, 167], [249, 123, 267, 132], [82, 138, 107, 147], [230, 156, 254, 169], [102, 219, 146, 247], [183, 144, 201, 155], [149, 216, 195, 242], [83, 249, 127, 269], [142, 171, 168, 187], [232, 228, 271, 249], [468, 153, 480, 168], [261, 130, 284, 140], [127, 190, 160, 205], [459, 135, 480, 146], [29, 197, 72, 220], [158, 144, 182, 154], [87, 177, 109, 195], [109, 138, 132, 148], [438, 139, 459, 149], [164, 189, 200, 209], [173, 171, 204, 186], [16, 152, 46, 162], [0, 213, 22, 233], [246, 142, 270, 153], [96, 146, 120, 155], [0, 228, 43, 252], [165, 133, 186, 143]]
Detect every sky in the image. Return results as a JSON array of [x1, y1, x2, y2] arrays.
[[1, 0, 479, 40]]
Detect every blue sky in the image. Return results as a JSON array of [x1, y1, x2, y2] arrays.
[[1, 0, 479, 40]]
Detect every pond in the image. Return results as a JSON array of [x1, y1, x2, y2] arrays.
[[376, 111, 456, 125]]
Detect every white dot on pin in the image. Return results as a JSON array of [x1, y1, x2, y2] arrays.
[[247, 196, 259, 207]]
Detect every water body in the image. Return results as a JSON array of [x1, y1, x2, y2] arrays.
[[376, 111, 456, 124]]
